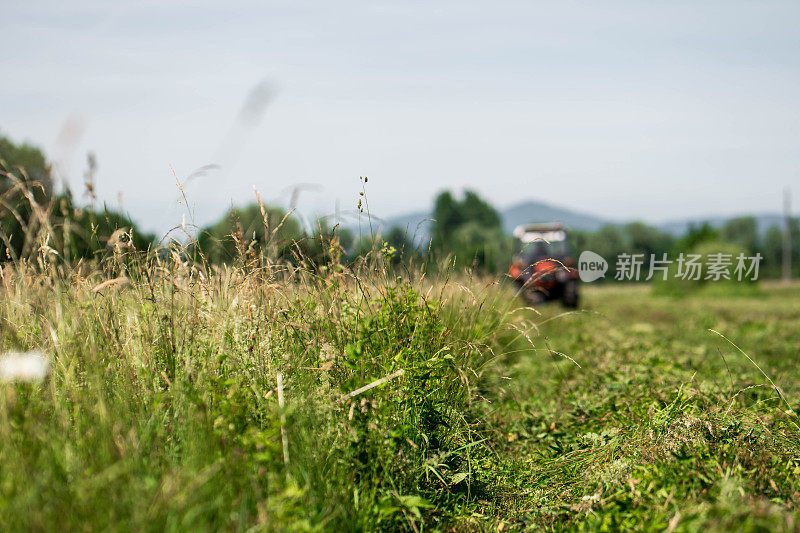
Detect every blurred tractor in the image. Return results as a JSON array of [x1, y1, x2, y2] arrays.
[[509, 223, 579, 308]]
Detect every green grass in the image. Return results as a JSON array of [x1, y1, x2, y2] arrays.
[[483, 282, 800, 531], [1, 254, 799, 531], [0, 257, 513, 531]]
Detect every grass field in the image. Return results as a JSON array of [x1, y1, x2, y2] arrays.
[[485, 282, 800, 531], [1, 256, 799, 531]]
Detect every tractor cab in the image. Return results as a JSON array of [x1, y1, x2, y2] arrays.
[[509, 223, 579, 307]]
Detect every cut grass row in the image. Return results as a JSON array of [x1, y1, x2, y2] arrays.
[[481, 283, 800, 531]]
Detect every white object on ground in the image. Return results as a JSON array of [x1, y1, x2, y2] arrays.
[[0, 351, 50, 382]]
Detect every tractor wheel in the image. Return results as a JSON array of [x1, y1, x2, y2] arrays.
[[523, 288, 546, 305], [562, 280, 579, 308]]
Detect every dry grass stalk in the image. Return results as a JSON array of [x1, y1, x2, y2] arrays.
[[340, 368, 406, 403], [277, 371, 289, 465]]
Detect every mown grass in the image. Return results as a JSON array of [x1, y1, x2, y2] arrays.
[[1, 244, 799, 531], [484, 283, 800, 531]]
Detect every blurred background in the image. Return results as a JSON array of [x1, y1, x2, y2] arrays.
[[1, 0, 798, 278]]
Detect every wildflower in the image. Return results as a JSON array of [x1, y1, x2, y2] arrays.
[[0, 351, 50, 382]]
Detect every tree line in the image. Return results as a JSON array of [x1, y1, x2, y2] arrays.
[[1, 132, 796, 278]]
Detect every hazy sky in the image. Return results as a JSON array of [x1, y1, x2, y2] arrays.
[[3, 0, 799, 236]]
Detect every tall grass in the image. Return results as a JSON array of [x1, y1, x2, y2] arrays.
[[4, 178, 800, 530], [0, 181, 529, 530]]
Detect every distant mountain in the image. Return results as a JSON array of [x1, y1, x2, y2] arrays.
[[355, 199, 608, 241], [500, 200, 608, 233], [351, 200, 787, 241]]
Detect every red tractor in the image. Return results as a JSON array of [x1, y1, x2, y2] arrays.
[[509, 223, 580, 308]]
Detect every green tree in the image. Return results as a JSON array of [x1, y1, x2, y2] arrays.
[[50, 194, 155, 261], [0, 134, 53, 194], [430, 190, 506, 271], [586, 225, 626, 269], [721, 216, 758, 253], [431, 191, 462, 248], [760, 218, 800, 278], [196, 204, 302, 264], [762, 226, 783, 277], [678, 222, 719, 251], [653, 240, 756, 297], [301, 218, 356, 268], [566, 229, 590, 255], [450, 222, 513, 272], [623, 222, 674, 258], [0, 134, 53, 260], [461, 191, 501, 228]]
